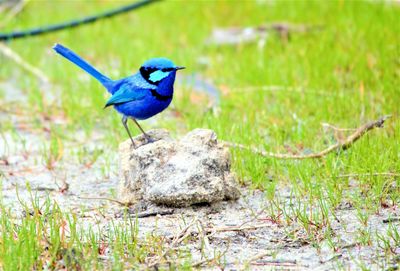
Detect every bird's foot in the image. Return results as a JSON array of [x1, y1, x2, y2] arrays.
[[145, 135, 156, 144], [128, 134, 159, 149], [143, 133, 163, 145]]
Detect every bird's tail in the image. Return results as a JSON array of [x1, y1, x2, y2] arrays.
[[53, 43, 112, 87]]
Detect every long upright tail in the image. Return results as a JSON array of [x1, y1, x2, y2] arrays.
[[53, 43, 112, 87]]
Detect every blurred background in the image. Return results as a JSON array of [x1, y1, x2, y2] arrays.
[[0, 0, 399, 185], [0, 1, 399, 269]]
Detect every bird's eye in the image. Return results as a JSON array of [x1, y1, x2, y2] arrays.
[[140, 66, 172, 85], [140, 66, 157, 80]]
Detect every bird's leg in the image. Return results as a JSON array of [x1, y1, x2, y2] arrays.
[[132, 118, 154, 143], [122, 116, 135, 147]]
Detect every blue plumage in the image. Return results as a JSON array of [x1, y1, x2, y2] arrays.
[[53, 44, 113, 89], [53, 43, 184, 146]]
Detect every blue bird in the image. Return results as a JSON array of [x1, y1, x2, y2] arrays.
[[53, 43, 184, 147]]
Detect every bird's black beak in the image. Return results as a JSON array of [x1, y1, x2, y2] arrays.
[[175, 66, 185, 70]]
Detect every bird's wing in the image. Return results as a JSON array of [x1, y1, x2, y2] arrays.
[[104, 83, 150, 108]]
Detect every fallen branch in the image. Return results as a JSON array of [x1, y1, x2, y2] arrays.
[[77, 196, 129, 206], [205, 223, 270, 234], [223, 115, 391, 159], [131, 209, 174, 218], [0, 42, 49, 82], [321, 122, 356, 132]]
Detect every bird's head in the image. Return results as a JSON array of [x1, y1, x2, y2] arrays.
[[139, 58, 184, 85]]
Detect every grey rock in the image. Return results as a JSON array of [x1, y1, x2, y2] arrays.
[[118, 129, 240, 207]]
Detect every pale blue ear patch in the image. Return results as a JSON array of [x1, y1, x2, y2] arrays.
[[149, 70, 169, 83]]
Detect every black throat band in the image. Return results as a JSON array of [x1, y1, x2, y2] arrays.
[[150, 89, 172, 101]]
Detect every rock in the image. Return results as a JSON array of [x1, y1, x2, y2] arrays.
[[118, 129, 240, 207]]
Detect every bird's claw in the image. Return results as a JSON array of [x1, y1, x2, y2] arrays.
[[145, 135, 156, 144]]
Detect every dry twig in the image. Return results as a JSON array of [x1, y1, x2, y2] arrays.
[[223, 115, 391, 159], [133, 209, 175, 218], [321, 122, 357, 132], [247, 251, 273, 263], [77, 196, 128, 206], [205, 223, 270, 234], [147, 219, 198, 268], [251, 259, 298, 267], [0, 0, 30, 27], [0, 42, 49, 82]]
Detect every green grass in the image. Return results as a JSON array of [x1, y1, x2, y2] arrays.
[[0, 191, 192, 270], [0, 0, 399, 269]]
